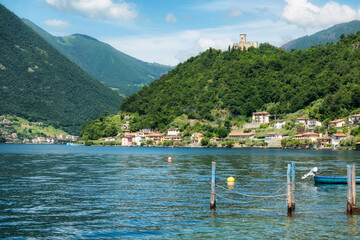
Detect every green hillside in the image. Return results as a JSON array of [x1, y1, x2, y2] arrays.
[[119, 33, 360, 131], [23, 19, 173, 96], [282, 20, 360, 51], [0, 4, 122, 134]]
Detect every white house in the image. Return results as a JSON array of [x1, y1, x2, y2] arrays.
[[306, 119, 322, 132], [328, 119, 346, 128], [295, 117, 306, 125], [294, 132, 319, 142], [265, 132, 283, 142], [349, 114, 360, 126], [274, 119, 286, 129], [167, 128, 181, 136], [331, 133, 347, 147], [252, 112, 270, 124], [228, 132, 254, 139]]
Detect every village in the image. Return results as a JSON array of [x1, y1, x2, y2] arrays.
[[2, 112, 360, 149], [83, 111, 360, 150], [0, 116, 78, 144]]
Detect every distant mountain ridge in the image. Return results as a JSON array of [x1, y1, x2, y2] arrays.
[[23, 19, 173, 96], [281, 20, 360, 51], [0, 4, 122, 134]]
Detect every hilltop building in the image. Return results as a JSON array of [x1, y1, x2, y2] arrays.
[[233, 34, 258, 50]]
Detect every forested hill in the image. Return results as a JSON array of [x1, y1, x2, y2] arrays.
[[23, 19, 173, 96], [120, 32, 360, 130], [0, 4, 122, 134], [282, 20, 360, 51]]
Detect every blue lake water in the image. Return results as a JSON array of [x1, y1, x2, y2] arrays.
[[1, 144, 360, 239]]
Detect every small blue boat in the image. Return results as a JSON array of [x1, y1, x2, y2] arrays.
[[314, 175, 360, 184]]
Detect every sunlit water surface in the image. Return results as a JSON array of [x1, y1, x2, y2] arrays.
[[1, 144, 360, 239]]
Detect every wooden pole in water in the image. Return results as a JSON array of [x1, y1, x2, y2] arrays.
[[287, 163, 292, 215], [210, 161, 216, 210], [347, 165, 353, 214], [291, 162, 295, 211], [352, 165, 356, 209]]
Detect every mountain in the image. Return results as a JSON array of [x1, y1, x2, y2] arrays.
[[23, 19, 173, 96], [282, 20, 360, 51], [119, 33, 360, 131], [0, 4, 122, 134]]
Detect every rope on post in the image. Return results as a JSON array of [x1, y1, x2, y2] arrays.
[[215, 184, 287, 198]]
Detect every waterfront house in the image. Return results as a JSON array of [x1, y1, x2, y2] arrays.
[[167, 128, 181, 136], [191, 133, 204, 144], [164, 136, 183, 142], [210, 137, 221, 142], [317, 137, 331, 147], [274, 119, 286, 129], [328, 119, 346, 128], [348, 114, 360, 126], [228, 132, 254, 140], [294, 132, 319, 142], [58, 134, 66, 140], [122, 133, 136, 146], [147, 132, 165, 145], [331, 133, 347, 147], [252, 112, 270, 124], [265, 132, 283, 143]]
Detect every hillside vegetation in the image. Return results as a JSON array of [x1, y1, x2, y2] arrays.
[[119, 32, 360, 131], [0, 4, 122, 134], [23, 19, 173, 96], [282, 20, 360, 51]]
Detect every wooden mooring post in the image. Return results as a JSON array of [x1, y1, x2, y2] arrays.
[[347, 165, 360, 214], [287, 163, 295, 215], [291, 162, 296, 211], [210, 161, 216, 210]]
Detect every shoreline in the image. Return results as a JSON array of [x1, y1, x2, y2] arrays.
[[1, 142, 355, 151]]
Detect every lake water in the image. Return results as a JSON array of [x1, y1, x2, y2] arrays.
[[1, 144, 360, 239]]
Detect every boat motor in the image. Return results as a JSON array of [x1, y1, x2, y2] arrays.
[[301, 167, 319, 179]]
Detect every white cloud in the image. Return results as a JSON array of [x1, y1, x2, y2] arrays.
[[229, 6, 242, 17], [282, 0, 360, 29], [45, 0, 137, 21], [166, 13, 177, 23], [104, 20, 306, 66], [44, 19, 71, 29]]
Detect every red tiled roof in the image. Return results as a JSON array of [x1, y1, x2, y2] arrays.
[[275, 119, 285, 122], [252, 112, 269, 115], [266, 132, 282, 135], [332, 133, 347, 137], [302, 132, 319, 136], [229, 132, 254, 136], [296, 117, 306, 120], [328, 119, 346, 124]]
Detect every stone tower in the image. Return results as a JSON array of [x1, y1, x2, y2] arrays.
[[233, 34, 258, 50], [240, 34, 246, 43]]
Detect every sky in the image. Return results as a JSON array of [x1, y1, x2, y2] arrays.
[[2, 0, 360, 66]]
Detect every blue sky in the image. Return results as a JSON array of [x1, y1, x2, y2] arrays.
[[2, 0, 360, 65]]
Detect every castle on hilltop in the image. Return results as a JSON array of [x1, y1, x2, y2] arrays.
[[233, 34, 258, 50]]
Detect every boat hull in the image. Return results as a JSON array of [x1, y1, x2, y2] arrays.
[[314, 175, 360, 184]]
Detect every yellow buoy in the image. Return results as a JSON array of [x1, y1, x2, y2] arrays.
[[227, 176, 235, 182], [227, 176, 235, 185]]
